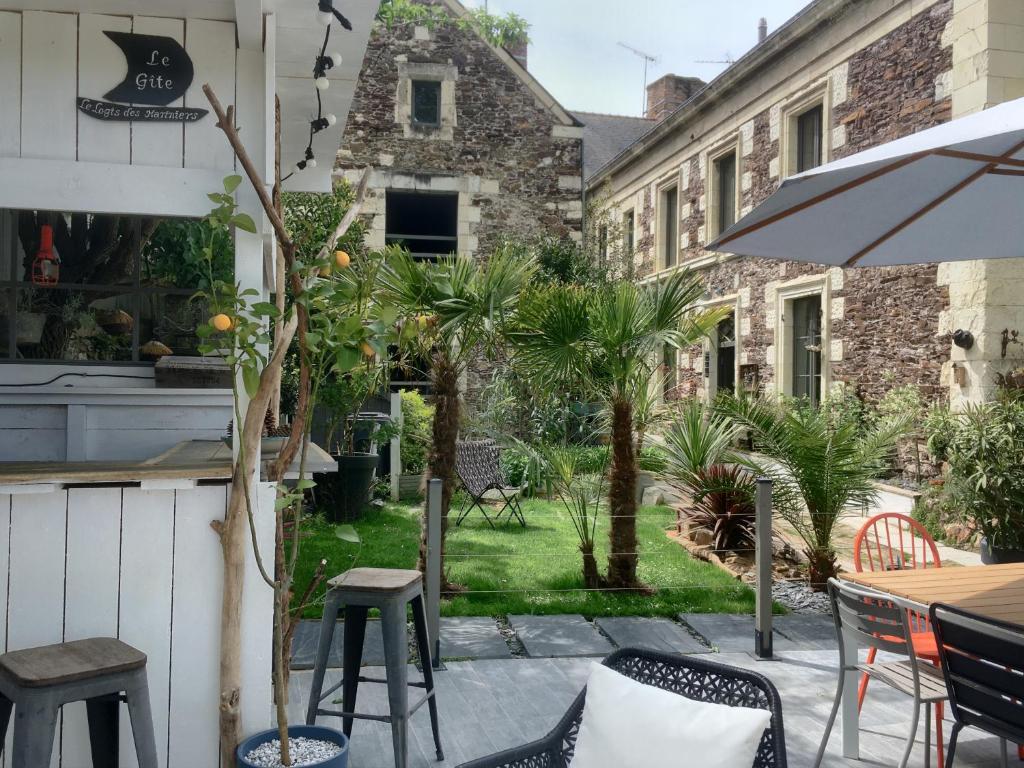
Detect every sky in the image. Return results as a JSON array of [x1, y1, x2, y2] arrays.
[[463, 0, 811, 117]]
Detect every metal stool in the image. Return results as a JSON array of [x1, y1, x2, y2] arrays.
[[0, 637, 158, 767], [305, 568, 443, 768]]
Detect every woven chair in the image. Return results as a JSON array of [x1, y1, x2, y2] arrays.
[[455, 647, 788, 768], [454, 439, 526, 529]]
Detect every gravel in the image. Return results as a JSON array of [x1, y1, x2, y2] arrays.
[[243, 737, 343, 767], [772, 579, 832, 614]]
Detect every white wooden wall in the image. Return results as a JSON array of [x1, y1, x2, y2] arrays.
[[0, 10, 237, 172], [0, 482, 275, 768]]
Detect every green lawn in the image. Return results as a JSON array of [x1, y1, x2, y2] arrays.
[[293, 497, 755, 619]]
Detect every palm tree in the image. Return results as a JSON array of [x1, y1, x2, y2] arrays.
[[718, 395, 909, 587], [509, 272, 725, 589], [381, 243, 536, 584]]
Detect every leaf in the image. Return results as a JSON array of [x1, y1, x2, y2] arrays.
[[335, 524, 361, 544], [242, 365, 260, 398], [233, 213, 258, 234], [335, 346, 361, 373], [223, 175, 243, 194], [251, 301, 281, 317], [274, 495, 295, 511], [296, 478, 316, 490]]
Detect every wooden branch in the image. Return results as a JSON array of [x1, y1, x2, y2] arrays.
[[204, 84, 293, 251], [315, 167, 372, 264]]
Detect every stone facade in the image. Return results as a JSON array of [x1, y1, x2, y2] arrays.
[[591, 0, 958, 408], [335, 1, 584, 264]]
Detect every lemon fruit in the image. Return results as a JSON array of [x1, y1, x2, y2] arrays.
[[360, 342, 375, 358], [211, 313, 233, 332], [335, 250, 351, 269]]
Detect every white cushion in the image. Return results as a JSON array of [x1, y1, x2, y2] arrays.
[[568, 662, 772, 768]]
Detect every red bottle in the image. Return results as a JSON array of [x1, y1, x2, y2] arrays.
[[31, 224, 60, 286]]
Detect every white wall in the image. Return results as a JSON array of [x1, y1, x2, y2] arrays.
[[0, 481, 275, 768]]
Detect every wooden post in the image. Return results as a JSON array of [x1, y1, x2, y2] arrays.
[[390, 391, 402, 502], [426, 478, 442, 668], [754, 477, 773, 659]]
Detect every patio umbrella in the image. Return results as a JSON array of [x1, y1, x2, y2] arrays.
[[707, 95, 1024, 267]]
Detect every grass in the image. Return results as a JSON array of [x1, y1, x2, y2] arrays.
[[292, 496, 756, 619]]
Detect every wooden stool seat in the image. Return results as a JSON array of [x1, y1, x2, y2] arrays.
[[328, 567, 422, 593], [0, 637, 147, 688]]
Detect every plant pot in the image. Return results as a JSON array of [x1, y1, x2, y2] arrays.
[[15, 313, 45, 345], [399, 472, 424, 498], [237, 725, 349, 768], [979, 536, 1024, 565], [316, 452, 379, 523]]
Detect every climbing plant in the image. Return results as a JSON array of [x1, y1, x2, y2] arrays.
[[377, 0, 530, 49]]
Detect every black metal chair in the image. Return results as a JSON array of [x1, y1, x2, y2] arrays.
[[929, 603, 1024, 768], [454, 439, 525, 528], [455, 647, 787, 768]]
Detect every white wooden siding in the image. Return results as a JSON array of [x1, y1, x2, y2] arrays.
[[0, 11, 237, 173], [0, 483, 274, 768]]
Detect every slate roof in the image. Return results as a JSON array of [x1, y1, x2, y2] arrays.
[[574, 111, 657, 181]]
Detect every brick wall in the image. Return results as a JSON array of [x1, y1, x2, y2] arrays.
[[641, 2, 954, 405]]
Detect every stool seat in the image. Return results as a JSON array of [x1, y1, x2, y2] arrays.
[[329, 567, 422, 593], [0, 638, 147, 688]]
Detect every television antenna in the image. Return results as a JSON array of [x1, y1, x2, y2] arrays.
[[618, 41, 659, 115]]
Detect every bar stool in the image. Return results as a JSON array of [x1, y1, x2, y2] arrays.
[[305, 567, 443, 768], [0, 637, 158, 767]]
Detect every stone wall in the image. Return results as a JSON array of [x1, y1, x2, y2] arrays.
[[636, 2, 955, 406], [335, 7, 584, 263]]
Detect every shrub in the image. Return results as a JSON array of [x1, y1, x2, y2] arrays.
[[687, 464, 758, 553], [400, 390, 433, 475]]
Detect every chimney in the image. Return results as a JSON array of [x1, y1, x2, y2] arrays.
[[506, 39, 528, 70], [758, 17, 768, 44], [646, 74, 705, 121]]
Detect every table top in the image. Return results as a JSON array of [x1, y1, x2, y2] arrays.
[[843, 563, 1024, 625]]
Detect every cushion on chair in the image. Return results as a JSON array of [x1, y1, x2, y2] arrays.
[[569, 662, 772, 768]]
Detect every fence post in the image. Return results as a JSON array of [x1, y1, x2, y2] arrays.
[[754, 477, 773, 659], [390, 391, 402, 502], [426, 478, 442, 669]]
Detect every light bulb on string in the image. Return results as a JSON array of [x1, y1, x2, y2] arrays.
[[311, 113, 337, 133], [315, 76, 330, 91], [316, 10, 333, 25]]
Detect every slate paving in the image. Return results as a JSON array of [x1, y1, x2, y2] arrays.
[[594, 616, 711, 654], [679, 613, 798, 653], [508, 614, 615, 658], [290, 618, 386, 670], [774, 613, 838, 650], [439, 617, 512, 660]]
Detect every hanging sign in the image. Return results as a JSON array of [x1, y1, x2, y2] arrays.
[[76, 31, 209, 122]]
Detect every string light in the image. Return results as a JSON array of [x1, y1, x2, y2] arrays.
[[282, 2, 352, 182]]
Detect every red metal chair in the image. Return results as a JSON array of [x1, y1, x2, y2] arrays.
[[853, 512, 945, 766]]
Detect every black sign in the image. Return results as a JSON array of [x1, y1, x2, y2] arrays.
[[77, 31, 208, 123]]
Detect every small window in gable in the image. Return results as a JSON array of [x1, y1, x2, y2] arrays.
[[411, 80, 441, 127]]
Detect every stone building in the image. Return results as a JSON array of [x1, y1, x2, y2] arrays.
[[335, 0, 584, 271], [587, 0, 1024, 410]]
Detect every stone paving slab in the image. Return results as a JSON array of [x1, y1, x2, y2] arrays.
[[508, 614, 614, 658], [290, 619, 386, 670], [594, 616, 712, 654], [679, 613, 797, 653], [774, 614, 838, 650], [439, 617, 512, 660]]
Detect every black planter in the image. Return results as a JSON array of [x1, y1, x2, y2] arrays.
[[316, 453, 379, 523], [237, 725, 348, 768], [979, 536, 1024, 565]]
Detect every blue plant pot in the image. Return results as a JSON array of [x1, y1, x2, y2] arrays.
[[237, 725, 349, 768]]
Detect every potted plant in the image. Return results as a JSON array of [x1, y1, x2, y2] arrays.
[[929, 400, 1024, 563]]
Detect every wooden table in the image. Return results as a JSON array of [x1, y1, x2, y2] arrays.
[[837, 563, 1024, 759]]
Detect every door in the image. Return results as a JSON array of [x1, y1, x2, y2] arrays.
[[791, 295, 822, 407]]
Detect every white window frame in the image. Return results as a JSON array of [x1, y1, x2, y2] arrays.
[[774, 274, 831, 401], [655, 179, 680, 271], [706, 137, 741, 240], [698, 293, 741, 403], [780, 82, 831, 179]]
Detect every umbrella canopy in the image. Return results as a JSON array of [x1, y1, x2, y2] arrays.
[[707, 96, 1024, 267]]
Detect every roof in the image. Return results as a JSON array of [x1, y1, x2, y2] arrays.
[[574, 112, 657, 181], [439, 0, 581, 127], [587, 0, 847, 188]]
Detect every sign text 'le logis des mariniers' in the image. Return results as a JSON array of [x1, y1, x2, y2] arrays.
[[77, 31, 209, 123]]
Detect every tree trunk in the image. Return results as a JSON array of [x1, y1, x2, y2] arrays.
[[606, 398, 640, 589], [418, 354, 460, 591], [806, 547, 838, 591], [580, 542, 602, 590]]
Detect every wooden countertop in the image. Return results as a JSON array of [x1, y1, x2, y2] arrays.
[[0, 439, 337, 486]]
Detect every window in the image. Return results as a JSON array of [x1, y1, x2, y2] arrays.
[[0, 209, 214, 363], [385, 191, 458, 260], [623, 209, 635, 255], [597, 224, 608, 268], [661, 186, 678, 269], [791, 295, 822, 407], [715, 313, 736, 397], [411, 80, 441, 127], [713, 151, 737, 236], [796, 104, 823, 173]]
